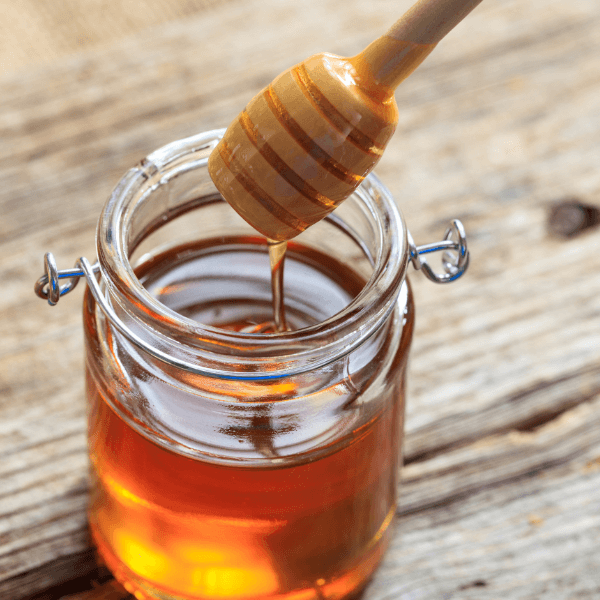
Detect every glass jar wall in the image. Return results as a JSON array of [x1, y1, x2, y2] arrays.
[[84, 131, 414, 600]]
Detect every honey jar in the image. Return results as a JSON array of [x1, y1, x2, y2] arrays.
[[34, 130, 468, 600]]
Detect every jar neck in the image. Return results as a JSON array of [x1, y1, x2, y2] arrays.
[[96, 130, 408, 379]]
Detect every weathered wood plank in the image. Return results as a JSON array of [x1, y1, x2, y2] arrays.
[[0, 550, 109, 600], [374, 455, 600, 598], [5, 393, 597, 599], [1, 0, 600, 597], [0, 0, 240, 77]]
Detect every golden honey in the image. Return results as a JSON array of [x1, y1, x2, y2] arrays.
[[85, 236, 413, 600]]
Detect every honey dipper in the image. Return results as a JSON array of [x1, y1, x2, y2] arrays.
[[208, 0, 484, 241]]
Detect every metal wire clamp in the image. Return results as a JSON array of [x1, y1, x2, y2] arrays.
[[34, 254, 100, 306], [408, 219, 469, 284], [34, 219, 469, 306]]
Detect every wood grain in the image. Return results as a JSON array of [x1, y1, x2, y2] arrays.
[[1, 0, 600, 598], [0, 0, 239, 77]]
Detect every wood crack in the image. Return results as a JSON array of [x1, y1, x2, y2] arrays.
[[404, 364, 600, 464], [0, 550, 104, 600]]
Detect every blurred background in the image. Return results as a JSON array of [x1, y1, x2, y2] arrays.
[[0, 0, 222, 76]]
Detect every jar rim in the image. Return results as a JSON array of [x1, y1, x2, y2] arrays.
[[96, 129, 408, 379]]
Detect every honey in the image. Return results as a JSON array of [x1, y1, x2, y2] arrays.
[[85, 236, 413, 599], [87, 368, 401, 599], [267, 239, 288, 333]]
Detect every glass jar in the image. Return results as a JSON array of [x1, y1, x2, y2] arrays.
[[35, 130, 467, 600]]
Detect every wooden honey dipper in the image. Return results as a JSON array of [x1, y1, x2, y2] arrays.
[[208, 0, 484, 241]]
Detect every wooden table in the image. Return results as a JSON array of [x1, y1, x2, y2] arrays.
[[2, 0, 600, 597]]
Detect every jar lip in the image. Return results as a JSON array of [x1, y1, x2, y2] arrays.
[[97, 130, 408, 378]]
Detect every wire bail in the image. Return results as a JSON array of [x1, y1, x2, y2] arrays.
[[32, 219, 468, 377], [409, 219, 469, 284], [34, 253, 100, 306], [33, 219, 469, 308]]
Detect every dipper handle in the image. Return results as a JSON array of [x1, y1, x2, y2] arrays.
[[209, 0, 484, 241]]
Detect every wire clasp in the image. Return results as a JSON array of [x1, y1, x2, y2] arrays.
[[408, 219, 469, 284], [34, 219, 469, 306], [34, 253, 100, 306]]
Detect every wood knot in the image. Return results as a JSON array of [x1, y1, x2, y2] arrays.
[[459, 580, 488, 590], [547, 199, 600, 238]]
